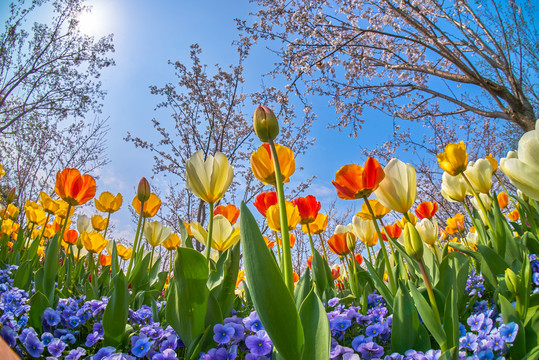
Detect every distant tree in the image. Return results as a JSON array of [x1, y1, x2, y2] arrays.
[[126, 43, 316, 247], [239, 0, 537, 221], [0, 0, 114, 133]]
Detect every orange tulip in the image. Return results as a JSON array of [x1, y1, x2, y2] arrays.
[[508, 209, 520, 222], [293, 272, 300, 282], [63, 229, 78, 245], [497, 192, 509, 209], [278, 233, 296, 248], [446, 213, 465, 235], [355, 254, 363, 265], [292, 195, 321, 225], [332, 157, 385, 200], [253, 192, 278, 217], [132, 193, 161, 218], [250, 143, 295, 185], [99, 254, 111, 267], [263, 236, 275, 248], [236, 269, 245, 288], [331, 266, 341, 280], [302, 213, 328, 235], [328, 233, 350, 256], [415, 201, 439, 220], [54, 168, 96, 206], [307, 255, 313, 269], [382, 223, 402, 241], [214, 204, 240, 224]]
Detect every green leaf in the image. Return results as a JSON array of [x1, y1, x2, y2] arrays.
[[13, 260, 32, 290], [102, 271, 129, 347], [408, 282, 447, 349], [311, 248, 328, 299], [166, 247, 210, 349], [477, 244, 509, 287], [240, 202, 304, 360], [391, 281, 421, 353], [365, 260, 393, 312], [111, 241, 119, 276], [498, 294, 526, 359], [129, 252, 151, 294], [443, 285, 459, 349], [43, 233, 60, 305], [525, 310, 539, 350], [29, 290, 49, 331], [214, 243, 240, 318], [299, 288, 330, 360], [294, 269, 312, 309]]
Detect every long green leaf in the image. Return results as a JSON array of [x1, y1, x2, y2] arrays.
[[29, 290, 49, 331], [499, 294, 526, 358], [43, 233, 60, 305], [240, 202, 304, 360], [299, 288, 330, 360], [214, 242, 240, 318], [102, 271, 129, 347], [311, 248, 328, 300], [391, 281, 421, 353], [294, 269, 311, 309], [365, 260, 393, 311], [408, 282, 447, 349]]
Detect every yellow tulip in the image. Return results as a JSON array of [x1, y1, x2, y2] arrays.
[[190, 215, 240, 252], [440, 172, 468, 202], [500, 120, 539, 201], [355, 199, 390, 220], [80, 231, 108, 254], [132, 193, 161, 218], [351, 215, 377, 247], [485, 154, 498, 173], [374, 158, 417, 214], [185, 151, 234, 204], [0, 163, 4, 179], [91, 214, 108, 232], [55, 200, 74, 219], [436, 141, 468, 176], [143, 220, 172, 248], [250, 143, 295, 185], [3, 204, 19, 220], [163, 233, 181, 251], [39, 192, 60, 215], [95, 192, 123, 213], [301, 213, 328, 235], [265, 201, 301, 232], [25, 206, 47, 227], [117, 244, 132, 260], [464, 159, 493, 194], [1, 219, 15, 236]]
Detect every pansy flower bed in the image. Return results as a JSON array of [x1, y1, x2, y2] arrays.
[[1, 108, 539, 359]]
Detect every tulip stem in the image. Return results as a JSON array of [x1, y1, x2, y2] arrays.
[[366, 245, 373, 264], [340, 256, 351, 289], [273, 231, 282, 269], [317, 233, 328, 262], [462, 200, 484, 246], [168, 250, 173, 282], [40, 214, 51, 240], [59, 204, 73, 261], [363, 196, 396, 294], [461, 173, 492, 229], [417, 259, 443, 335], [126, 200, 145, 278], [307, 227, 316, 254], [103, 212, 112, 239], [150, 246, 155, 270], [204, 202, 214, 266], [268, 138, 294, 294]]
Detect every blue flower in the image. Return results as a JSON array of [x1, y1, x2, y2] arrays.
[[476, 349, 494, 360], [47, 338, 66, 357], [94, 346, 116, 360], [467, 313, 485, 332], [213, 323, 235, 344], [85, 331, 104, 346], [103, 353, 137, 360], [533, 272, 539, 286], [61, 332, 76, 344], [458, 323, 466, 337], [365, 323, 384, 337], [68, 315, 81, 328], [132, 336, 155, 357], [331, 316, 352, 332], [459, 332, 478, 351], [328, 297, 340, 307], [500, 322, 518, 343], [245, 330, 272, 356], [152, 348, 178, 360], [41, 332, 54, 346], [42, 308, 61, 327], [0, 326, 17, 347], [351, 335, 372, 352], [24, 332, 44, 358], [356, 342, 384, 360], [65, 347, 86, 360], [243, 311, 264, 332], [159, 335, 178, 352]]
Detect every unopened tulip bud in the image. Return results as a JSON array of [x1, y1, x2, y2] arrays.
[[403, 222, 424, 261], [346, 232, 356, 252], [253, 105, 279, 142], [505, 268, 520, 295], [137, 177, 151, 202], [6, 188, 16, 204]]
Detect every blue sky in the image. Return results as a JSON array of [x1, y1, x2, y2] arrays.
[[0, 0, 424, 241]]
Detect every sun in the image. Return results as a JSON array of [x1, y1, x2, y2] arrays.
[[77, 3, 110, 36]]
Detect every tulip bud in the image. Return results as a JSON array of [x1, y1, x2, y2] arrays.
[[346, 232, 356, 252], [505, 268, 520, 295], [403, 222, 424, 261], [6, 188, 16, 204], [253, 105, 279, 142], [137, 177, 151, 202]]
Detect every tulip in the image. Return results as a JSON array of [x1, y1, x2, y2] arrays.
[[253, 105, 279, 142], [505, 268, 520, 295], [63, 229, 79, 245], [307, 255, 313, 269], [497, 192, 509, 209], [191, 215, 240, 252], [508, 209, 520, 221], [143, 221, 172, 248], [302, 212, 328, 235], [265, 201, 301, 232], [132, 193, 161, 218], [81, 232, 108, 254], [278, 233, 296, 248], [117, 244, 132, 260], [415, 201, 438, 220], [445, 213, 465, 235], [54, 168, 96, 206], [500, 120, 539, 200], [95, 192, 123, 213], [213, 204, 240, 225], [441, 172, 468, 202], [55, 200, 74, 219], [162, 233, 181, 251], [416, 218, 439, 246], [3, 204, 19, 220], [355, 254, 363, 265], [250, 143, 295, 185], [25, 206, 47, 227], [351, 216, 377, 247], [355, 199, 390, 220], [466, 231, 478, 251], [185, 151, 234, 204], [91, 214, 108, 232], [263, 236, 275, 248], [331, 265, 341, 280], [471, 194, 492, 225], [327, 233, 350, 256], [402, 223, 424, 261], [464, 159, 493, 194], [99, 254, 112, 267], [292, 195, 321, 225], [332, 157, 385, 200], [485, 154, 498, 173], [0, 163, 4, 179], [382, 223, 402, 240], [1, 219, 15, 236], [253, 191, 278, 217], [137, 177, 151, 202], [39, 192, 60, 215], [6, 188, 16, 204], [374, 158, 417, 213], [436, 141, 468, 176], [77, 215, 92, 234]]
